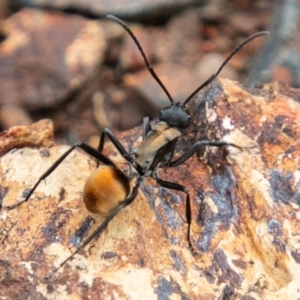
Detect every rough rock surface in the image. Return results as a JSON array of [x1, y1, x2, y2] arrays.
[[0, 119, 54, 156], [1, 78, 300, 299]]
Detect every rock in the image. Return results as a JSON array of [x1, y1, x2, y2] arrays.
[[92, 88, 156, 131], [0, 8, 106, 110], [229, 12, 260, 34], [0, 119, 54, 156], [153, 9, 203, 68], [199, 0, 226, 22], [1, 79, 300, 299], [246, 0, 300, 87], [11, 0, 207, 20], [194, 52, 238, 83], [119, 23, 155, 71], [0, 0, 11, 22], [0, 104, 32, 129]]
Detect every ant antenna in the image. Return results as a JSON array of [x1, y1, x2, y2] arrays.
[[108, 14, 269, 108], [183, 31, 269, 105], [107, 15, 174, 104]]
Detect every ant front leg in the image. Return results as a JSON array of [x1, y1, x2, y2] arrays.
[[6, 142, 118, 209], [168, 140, 242, 167], [155, 177, 195, 253]]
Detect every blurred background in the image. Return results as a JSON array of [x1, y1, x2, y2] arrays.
[[0, 0, 298, 146]]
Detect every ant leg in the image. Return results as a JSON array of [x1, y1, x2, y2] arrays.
[[142, 117, 151, 140], [155, 178, 194, 251], [45, 178, 142, 280], [97, 128, 128, 155], [96, 128, 134, 167], [168, 140, 242, 167], [7, 142, 119, 209]]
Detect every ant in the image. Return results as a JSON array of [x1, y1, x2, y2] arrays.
[[6, 15, 268, 279]]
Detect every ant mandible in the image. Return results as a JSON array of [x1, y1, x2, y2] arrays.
[[7, 15, 269, 278]]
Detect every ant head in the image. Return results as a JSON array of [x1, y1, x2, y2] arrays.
[[159, 102, 191, 129]]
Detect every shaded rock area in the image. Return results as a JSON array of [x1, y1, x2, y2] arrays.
[[1, 79, 300, 299]]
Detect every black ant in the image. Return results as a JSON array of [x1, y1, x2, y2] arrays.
[[6, 15, 268, 278]]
